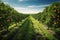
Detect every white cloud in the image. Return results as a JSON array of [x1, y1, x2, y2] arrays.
[[28, 4, 50, 8], [13, 7, 45, 14], [19, 0, 35, 2], [19, 0, 24, 2], [13, 4, 49, 14], [19, 0, 28, 2], [4, 2, 9, 4]]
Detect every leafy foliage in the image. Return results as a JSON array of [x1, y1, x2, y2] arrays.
[[33, 2, 60, 29], [0, 1, 60, 40], [0, 2, 28, 30]]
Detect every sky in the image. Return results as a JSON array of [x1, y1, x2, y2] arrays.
[[2, 0, 60, 14]]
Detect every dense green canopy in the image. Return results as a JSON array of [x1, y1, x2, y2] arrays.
[[0, 1, 60, 40]]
